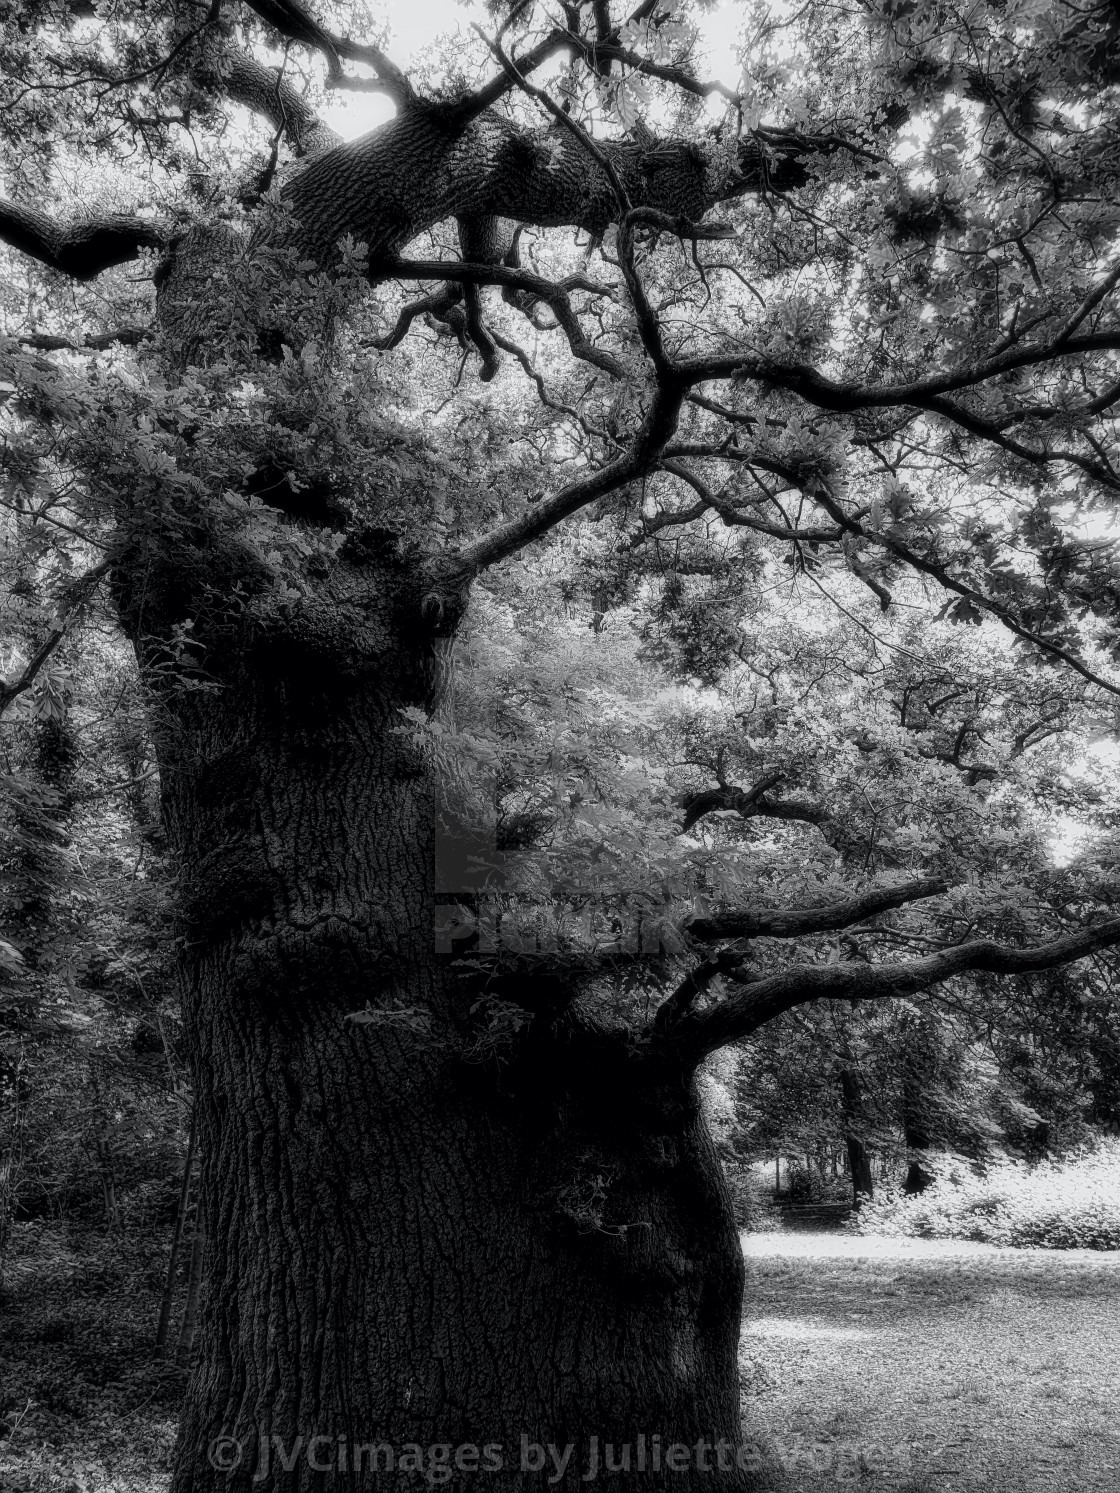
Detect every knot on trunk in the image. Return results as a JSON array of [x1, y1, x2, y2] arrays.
[[155, 218, 346, 372], [418, 558, 473, 636]]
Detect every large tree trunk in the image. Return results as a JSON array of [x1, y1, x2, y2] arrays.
[[117, 539, 752, 1491]]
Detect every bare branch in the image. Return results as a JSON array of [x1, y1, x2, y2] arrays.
[[444, 29, 573, 125], [489, 329, 618, 444], [660, 443, 1120, 699], [1052, 256, 1120, 346], [76, 766, 160, 804], [364, 284, 465, 351], [912, 389, 1120, 493], [0, 561, 111, 719], [377, 258, 624, 378], [567, 30, 740, 103], [809, 488, 1120, 699], [657, 457, 842, 541], [13, 327, 148, 352]]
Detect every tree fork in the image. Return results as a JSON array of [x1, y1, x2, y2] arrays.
[[97, 450, 755, 1489]]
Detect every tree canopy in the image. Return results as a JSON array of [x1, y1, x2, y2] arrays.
[[4, 0, 1120, 1050], [4, 1, 1120, 1486]]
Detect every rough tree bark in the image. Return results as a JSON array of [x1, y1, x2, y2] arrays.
[[899, 1016, 939, 1196], [108, 492, 752, 1487], [156, 1108, 198, 1354], [838, 1067, 874, 1207], [176, 1194, 205, 1367]]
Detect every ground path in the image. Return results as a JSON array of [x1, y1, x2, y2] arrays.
[[739, 1230, 1120, 1491]]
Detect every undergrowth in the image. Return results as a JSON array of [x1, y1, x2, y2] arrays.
[[848, 1142, 1120, 1249]]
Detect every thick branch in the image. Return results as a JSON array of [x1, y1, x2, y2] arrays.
[[365, 283, 465, 351], [280, 104, 811, 270], [241, 0, 341, 69], [680, 781, 835, 842], [378, 258, 623, 378], [198, 45, 342, 156], [682, 335, 1120, 410], [4, 94, 815, 291], [0, 201, 165, 279], [456, 381, 684, 572], [240, 0, 415, 106], [673, 915, 1120, 1060], [686, 877, 949, 943], [652, 949, 746, 1033], [680, 769, 783, 831], [744, 795, 835, 831]]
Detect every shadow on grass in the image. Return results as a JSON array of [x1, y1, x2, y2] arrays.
[[738, 1232, 1120, 1493]]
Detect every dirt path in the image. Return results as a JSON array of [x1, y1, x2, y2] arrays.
[[739, 1231, 1120, 1492]]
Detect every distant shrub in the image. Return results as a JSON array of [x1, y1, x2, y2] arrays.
[[725, 1165, 783, 1231], [849, 1143, 1120, 1250], [785, 1162, 814, 1203]]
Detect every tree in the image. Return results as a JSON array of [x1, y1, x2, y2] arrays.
[[665, 589, 1120, 1202], [0, 584, 181, 1240], [3, 0, 1120, 1487]]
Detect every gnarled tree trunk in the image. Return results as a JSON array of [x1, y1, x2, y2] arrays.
[[113, 509, 752, 1489]]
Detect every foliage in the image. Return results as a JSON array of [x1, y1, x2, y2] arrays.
[[849, 1141, 1120, 1249], [0, 1223, 182, 1488], [434, 546, 1120, 1168], [0, 596, 182, 1241]]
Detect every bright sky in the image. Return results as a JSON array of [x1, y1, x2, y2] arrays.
[[319, 0, 746, 139]]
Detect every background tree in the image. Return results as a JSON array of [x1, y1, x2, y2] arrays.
[[3, 1, 1120, 1489], [0, 582, 182, 1246]]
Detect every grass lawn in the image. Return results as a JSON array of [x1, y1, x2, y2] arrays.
[[4, 1222, 1120, 1491], [739, 1230, 1120, 1492]]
